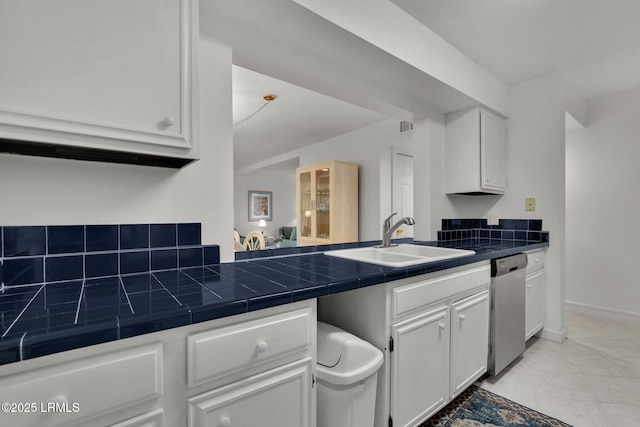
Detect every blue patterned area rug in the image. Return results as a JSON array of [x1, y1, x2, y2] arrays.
[[420, 385, 572, 427]]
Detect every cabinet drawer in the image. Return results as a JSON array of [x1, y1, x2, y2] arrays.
[[188, 308, 312, 387], [526, 250, 546, 273], [0, 343, 163, 427], [109, 408, 164, 427], [392, 265, 490, 319], [188, 358, 313, 427]]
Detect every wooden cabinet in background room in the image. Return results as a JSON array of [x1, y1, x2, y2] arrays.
[[445, 106, 506, 195], [296, 160, 358, 246], [0, 0, 199, 164]]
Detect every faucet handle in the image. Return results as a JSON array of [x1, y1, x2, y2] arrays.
[[384, 212, 397, 226], [383, 213, 397, 233]]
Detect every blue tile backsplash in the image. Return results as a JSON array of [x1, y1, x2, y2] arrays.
[[48, 225, 85, 254], [85, 225, 119, 252], [3, 257, 44, 286], [438, 218, 549, 244], [178, 223, 201, 246], [45, 255, 84, 282], [85, 253, 119, 278], [150, 223, 177, 248], [0, 223, 220, 288], [3, 226, 46, 257], [120, 224, 150, 250]]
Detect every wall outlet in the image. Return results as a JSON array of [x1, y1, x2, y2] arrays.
[[525, 197, 536, 211], [487, 215, 499, 226]]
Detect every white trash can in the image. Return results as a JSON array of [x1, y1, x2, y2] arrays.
[[316, 321, 384, 427]]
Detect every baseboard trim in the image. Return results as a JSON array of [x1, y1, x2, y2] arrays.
[[540, 326, 568, 343], [565, 301, 640, 327]]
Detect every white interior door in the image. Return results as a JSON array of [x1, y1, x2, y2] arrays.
[[392, 148, 414, 239]]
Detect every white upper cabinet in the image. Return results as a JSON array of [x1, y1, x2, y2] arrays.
[[0, 0, 199, 164], [445, 106, 505, 195]]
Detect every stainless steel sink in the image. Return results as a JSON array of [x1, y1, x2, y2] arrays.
[[324, 244, 475, 267]]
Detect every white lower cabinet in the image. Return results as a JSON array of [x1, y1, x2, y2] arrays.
[[449, 290, 490, 399], [0, 343, 163, 427], [318, 263, 491, 427], [525, 269, 545, 340], [525, 249, 546, 340], [0, 300, 317, 427], [390, 305, 449, 427], [188, 358, 313, 427], [109, 408, 165, 427], [186, 303, 316, 427]]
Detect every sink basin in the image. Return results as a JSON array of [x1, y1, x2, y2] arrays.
[[324, 244, 475, 268]]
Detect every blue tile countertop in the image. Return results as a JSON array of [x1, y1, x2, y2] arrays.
[[0, 238, 548, 366]]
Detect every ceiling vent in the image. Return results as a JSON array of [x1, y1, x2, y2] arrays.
[[399, 121, 413, 133]]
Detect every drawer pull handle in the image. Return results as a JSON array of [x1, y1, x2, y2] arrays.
[[51, 395, 68, 405], [163, 116, 175, 126], [218, 416, 231, 427], [459, 314, 466, 321], [256, 341, 269, 354], [438, 322, 446, 330]]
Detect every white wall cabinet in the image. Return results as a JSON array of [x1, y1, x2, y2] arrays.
[[0, 0, 199, 162], [445, 106, 505, 195], [318, 263, 491, 427], [525, 249, 546, 340]]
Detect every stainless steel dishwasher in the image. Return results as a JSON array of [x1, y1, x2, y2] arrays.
[[488, 253, 528, 376]]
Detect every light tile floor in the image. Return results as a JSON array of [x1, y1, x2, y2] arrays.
[[479, 311, 640, 427]]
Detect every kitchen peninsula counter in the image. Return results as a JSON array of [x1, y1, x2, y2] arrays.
[[0, 239, 548, 366]]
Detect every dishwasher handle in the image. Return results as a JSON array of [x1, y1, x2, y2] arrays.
[[491, 253, 528, 277]]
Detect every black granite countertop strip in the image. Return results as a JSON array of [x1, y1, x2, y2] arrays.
[[0, 239, 548, 365]]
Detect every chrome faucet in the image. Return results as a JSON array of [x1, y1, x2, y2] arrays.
[[377, 213, 415, 248]]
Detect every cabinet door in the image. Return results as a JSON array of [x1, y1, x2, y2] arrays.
[[391, 305, 449, 427], [450, 289, 490, 399], [0, 343, 162, 427], [314, 167, 331, 241], [298, 169, 313, 241], [109, 409, 164, 427], [525, 270, 545, 340], [480, 108, 506, 192], [188, 358, 313, 427], [0, 0, 198, 159]]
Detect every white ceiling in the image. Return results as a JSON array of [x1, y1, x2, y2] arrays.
[[232, 0, 640, 172], [232, 65, 386, 173], [392, 0, 640, 100]]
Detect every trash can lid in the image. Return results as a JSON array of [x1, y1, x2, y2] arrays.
[[317, 322, 384, 385]]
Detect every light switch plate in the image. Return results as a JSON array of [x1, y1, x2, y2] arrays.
[[525, 197, 536, 211]]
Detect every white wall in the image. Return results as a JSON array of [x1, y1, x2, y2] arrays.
[[428, 73, 568, 342], [0, 35, 236, 262], [566, 87, 640, 323], [234, 172, 297, 238], [294, 118, 412, 241]]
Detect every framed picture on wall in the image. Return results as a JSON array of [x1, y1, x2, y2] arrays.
[[248, 190, 272, 221]]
